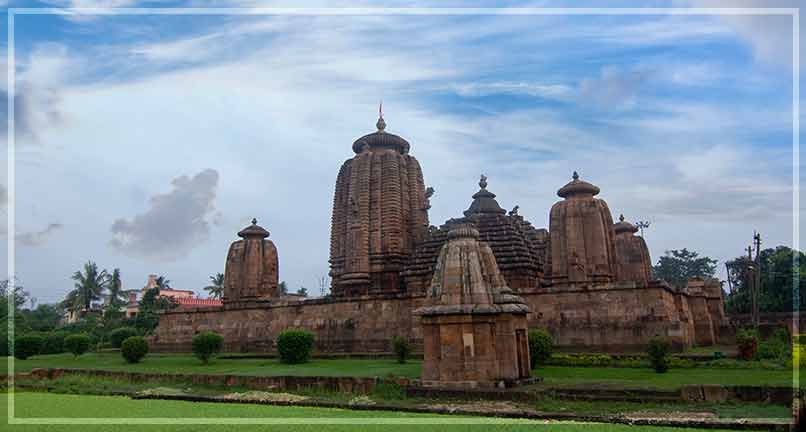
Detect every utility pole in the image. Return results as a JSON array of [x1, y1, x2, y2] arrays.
[[636, 220, 651, 238], [746, 244, 758, 329], [753, 232, 762, 329]]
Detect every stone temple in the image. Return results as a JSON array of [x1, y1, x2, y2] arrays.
[[152, 113, 729, 356]]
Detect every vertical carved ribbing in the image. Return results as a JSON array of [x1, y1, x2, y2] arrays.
[[353, 152, 371, 274], [384, 152, 403, 254], [329, 139, 429, 295], [369, 153, 382, 258], [549, 196, 618, 285]]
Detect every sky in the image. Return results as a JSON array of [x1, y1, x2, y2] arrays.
[[0, 0, 802, 304]]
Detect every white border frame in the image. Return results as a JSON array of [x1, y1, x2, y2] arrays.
[[5, 6, 800, 425]]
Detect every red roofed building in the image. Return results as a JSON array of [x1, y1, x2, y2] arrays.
[[126, 274, 222, 318]]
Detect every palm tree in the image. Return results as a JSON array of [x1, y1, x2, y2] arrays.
[[204, 273, 225, 299], [155, 275, 171, 290], [106, 268, 125, 307], [64, 261, 108, 314]]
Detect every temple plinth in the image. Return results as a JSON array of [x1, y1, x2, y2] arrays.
[[223, 218, 279, 301], [329, 114, 429, 297], [415, 224, 531, 389]]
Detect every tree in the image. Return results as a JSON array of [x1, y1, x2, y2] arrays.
[[279, 281, 288, 295], [1, 278, 29, 330], [296, 287, 308, 297], [132, 287, 178, 333], [652, 249, 717, 289], [154, 276, 171, 290], [204, 273, 225, 299], [64, 261, 108, 315], [106, 268, 125, 308], [725, 246, 806, 314], [21, 303, 63, 332]]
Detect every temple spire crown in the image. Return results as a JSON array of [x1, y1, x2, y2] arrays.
[[479, 174, 488, 189], [572, 171, 579, 181], [376, 101, 386, 132]]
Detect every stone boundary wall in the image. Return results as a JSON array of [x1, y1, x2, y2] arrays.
[[152, 284, 717, 353]]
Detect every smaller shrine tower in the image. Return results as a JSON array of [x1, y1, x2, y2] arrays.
[[548, 172, 618, 286], [223, 218, 279, 302], [613, 214, 652, 285]]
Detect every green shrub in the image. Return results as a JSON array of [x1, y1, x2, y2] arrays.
[[192, 331, 224, 364], [64, 333, 91, 357], [121, 336, 149, 363], [391, 336, 410, 364], [276, 329, 314, 364], [109, 327, 138, 349], [736, 328, 759, 360], [41, 331, 68, 355], [528, 329, 553, 368], [647, 336, 671, 373], [14, 334, 44, 359]]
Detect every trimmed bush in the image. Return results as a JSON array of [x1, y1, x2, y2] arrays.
[[276, 329, 314, 364], [647, 336, 671, 373], [391, 336, 411, 364], [42, 331, 68, 355], [736, 328, 759, 360], [192, 331, 224, 364], [121, 336, 149, 363], [64, 333, 91, 357], [109, 327, 138, 349], [528, 329, 553, 368], [14, 334, 44, 360]]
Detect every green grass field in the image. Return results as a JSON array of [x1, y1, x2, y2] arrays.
[[537, 366, 795, 389], [1, 392, 742, 432], [4, 353, 798, 389], [2, 353, 422, 378]]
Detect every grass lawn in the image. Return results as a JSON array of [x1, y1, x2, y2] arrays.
[[1, 392, 741, 432], [2, 353, 422, 378], [536, 366, 795, 389], [535, 398, 791, 419]]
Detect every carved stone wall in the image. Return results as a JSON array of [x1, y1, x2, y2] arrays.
[[152, 284, 701, 354], [548, 173, 619, 286], [329, 117, 429, 297]]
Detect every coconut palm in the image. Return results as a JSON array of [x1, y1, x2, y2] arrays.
[[204, 273, 225, 299], [106, 268, 125, 307], [154, 275, 171, 290], [64, 261, 108, 314]]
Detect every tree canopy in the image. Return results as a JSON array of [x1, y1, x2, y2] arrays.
[[724, 246, 805, 314], [652, 248, 718, 289]]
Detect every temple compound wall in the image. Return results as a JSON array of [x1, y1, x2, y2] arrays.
[[153, 284, 721, 353], [152, 115, 730, 354]]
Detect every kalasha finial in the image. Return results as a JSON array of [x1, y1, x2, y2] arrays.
[[252, 218, 258, 225], [619, 214, 625, 222], [376, 101, 386, 132], [479, 174, 488, 189], [572, 171, 579, 181]]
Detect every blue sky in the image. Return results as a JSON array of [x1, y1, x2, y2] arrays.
[[0, 1, 801, 303]]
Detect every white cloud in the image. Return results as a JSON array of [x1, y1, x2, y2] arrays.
[[109, 169, 220, 261]]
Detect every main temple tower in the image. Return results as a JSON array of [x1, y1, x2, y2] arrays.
[[329, 112, 429, 296]]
